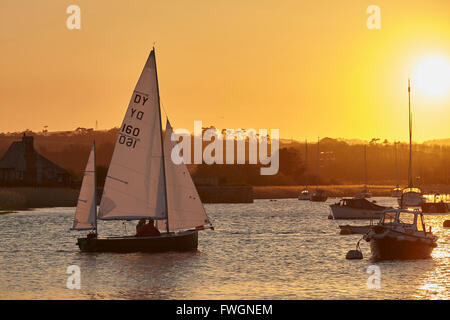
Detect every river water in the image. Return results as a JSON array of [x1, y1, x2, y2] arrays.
[[0, 198, 448, 299]]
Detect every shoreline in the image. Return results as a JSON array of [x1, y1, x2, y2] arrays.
[[1, 185, 449, 211], [253, 184, 450, 199]]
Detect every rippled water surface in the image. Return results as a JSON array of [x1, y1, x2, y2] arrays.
[[0, 198, 448, 299]]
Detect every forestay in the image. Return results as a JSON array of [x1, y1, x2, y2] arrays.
[[99, 50, 167, 220]]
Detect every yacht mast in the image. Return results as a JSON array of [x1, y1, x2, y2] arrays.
[[395, 142, 399, 187], [408, 78, 413, 188], [305, 140, 308, 188], [316, 136, 320, 187], [153, 47, 170, 234], [94, 141, 98, 234], [364, 145, 368, 189]]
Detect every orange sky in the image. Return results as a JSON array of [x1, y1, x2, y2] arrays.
[[0, 0, 449, 142]]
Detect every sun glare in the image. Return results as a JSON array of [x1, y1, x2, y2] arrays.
[[414, 57, 450, 97]]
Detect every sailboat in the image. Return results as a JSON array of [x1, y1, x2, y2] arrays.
[[399, 79, 422, 208], [310, 137, 327, 202], [355, 145, 372, 198], [391, 142, 402, 197], [298, 140, 311, 200], [73, 49, 213, 253]]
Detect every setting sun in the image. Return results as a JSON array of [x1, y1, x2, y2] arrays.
[[414, 57, 450, 98]]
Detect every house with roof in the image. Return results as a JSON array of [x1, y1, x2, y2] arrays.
[[0, 134, 71, 186]]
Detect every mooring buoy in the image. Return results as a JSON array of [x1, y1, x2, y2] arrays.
[[346, 249, 363, 260], [328, 214, 333, 220], [346, 239, 363, 259], [443, 220, 450, 228]]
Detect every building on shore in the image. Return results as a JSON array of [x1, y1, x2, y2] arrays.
[[0, 134, 71, 186]]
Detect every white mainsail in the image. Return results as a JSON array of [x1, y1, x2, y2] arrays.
[[158, 120, 212, 231], [72, 143, 97, 230], [98, 49, 167, 220]]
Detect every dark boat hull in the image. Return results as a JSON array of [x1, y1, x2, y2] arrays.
[[339, 225, 371, 234], [77, 230, 198, 253], [369, 236, 435, 261], [311, 195, 327, 202]]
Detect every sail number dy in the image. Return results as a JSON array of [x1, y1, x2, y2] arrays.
[[118, 92, 147, 149]]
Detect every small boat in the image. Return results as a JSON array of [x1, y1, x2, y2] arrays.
[[399, 187, 423, 208], [391, 186, 402, 198], [298, 140, 311, 200], [421, 194, 449, 214], [311, 189, 327, 202], [363, 208, 438, 261], [330, 198, 391, 219], [355, 145, 371, 199], [338, 224, 372, 235], [298, 187, 311, 200], [421, 202, 449, 214], [72, 49, 213, 253]]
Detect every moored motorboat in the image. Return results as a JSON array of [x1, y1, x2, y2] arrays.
[[363, 208, 438, 261], [330, 198, 391, 219], [298, 187, 311, 200]]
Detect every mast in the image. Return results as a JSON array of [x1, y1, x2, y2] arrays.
[[408, 78, 413, 188], [94, 141, 98, 234], [395, 141, 399, 187], [364, 145, 368, 189], [153, 47, 170, 234], [305, 139, 308, 188], [316, 136, 319, 188]]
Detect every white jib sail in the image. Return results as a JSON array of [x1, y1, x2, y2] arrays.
[[72, 143, 96, 230], [158, 120, 212, 231], [99, 50, 167, 220]]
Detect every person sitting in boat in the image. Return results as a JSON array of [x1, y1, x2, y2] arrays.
[[135, 218, 147, 237], [136, 218, 161, 237]]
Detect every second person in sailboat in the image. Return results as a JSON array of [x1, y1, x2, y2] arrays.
[[136, 218, 161, 237]]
